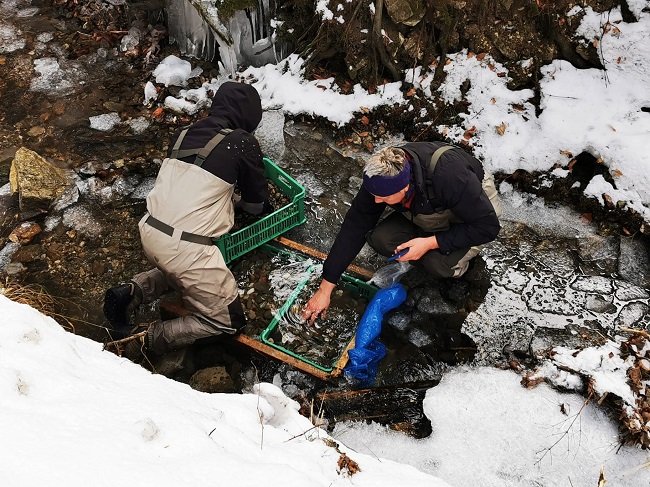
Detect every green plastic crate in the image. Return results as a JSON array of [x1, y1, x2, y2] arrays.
[[213, 158, 306, 263], [259, 253, 378, 373]]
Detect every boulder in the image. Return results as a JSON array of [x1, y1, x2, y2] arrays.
[[10, 147, 75, 216], [189, 366, 236, 393], [384, 0, 425, 26]]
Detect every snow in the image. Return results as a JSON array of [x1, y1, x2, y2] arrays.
[[335, 367, 650, 487], [89, 112, 121, 131], [0, 296, 448, 487]]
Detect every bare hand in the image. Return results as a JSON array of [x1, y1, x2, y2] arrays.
[[301, 280, 334, 325], [394, 236, 438, 261]]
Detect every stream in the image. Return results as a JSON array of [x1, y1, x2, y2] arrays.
[[1, 0, 649, 438]]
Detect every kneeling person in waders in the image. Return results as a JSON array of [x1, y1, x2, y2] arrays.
[[103, 82, 270, 362], [302, 143, 502, 323]]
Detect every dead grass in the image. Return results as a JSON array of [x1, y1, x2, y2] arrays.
[[1, 279, 76, 333]]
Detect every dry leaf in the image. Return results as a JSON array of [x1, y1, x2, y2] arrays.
[[560, 150, 573, 157], [360, 115, 370, 125], [603, 194, 614, 206], [508, 360, 522, 372], [358, 131, 369, 137], [441, 127, 448, 137], [477, 52, 487, 61], [488, 64, 496, 71], [316, 85, 327, 90], [359, 106, 370, 114], [497, 72, 506, 77], [364, 140, 374, 152], [598, 465, 607, 487], [511, 104, 525, 112], [152, 107, 164, 118], [612, 169, 623, 177], [593, 39, 599, 48], [463, 125, 477, 139], [406, 87, 416, 97], [581, 212, 593, 222], [623, 227, 631, 236], [495, 122, 507, 136], [568, 159, 577, 170], [596, 157, 603, 164], [467, 52, 475, 58], [491, 98, 497, 104], [445, 58, 452, 65], [617, 56, 622, 64]]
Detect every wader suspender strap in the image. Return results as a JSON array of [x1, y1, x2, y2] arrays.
[[425, 145, 455, 200], [168, 128, 234, 167]]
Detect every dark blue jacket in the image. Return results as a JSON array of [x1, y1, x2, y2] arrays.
[[322, 141, 500, 283]]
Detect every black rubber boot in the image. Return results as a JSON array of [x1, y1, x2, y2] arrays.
[[103, 282, 143, 333]]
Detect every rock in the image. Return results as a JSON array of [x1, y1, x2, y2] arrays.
[[618, 236, 650, 289], [384, 0, 425, 26], [12, 245, 41, 263], [189, 366, 236, 393], [102, 101, 125, 113], [576, 234, 619, 276], [9, 147, 75, 215], [27, 126, 46, 137], [529, 324, 608, 359], [614, 302, 650, 330], [8, 221, 41, 244]]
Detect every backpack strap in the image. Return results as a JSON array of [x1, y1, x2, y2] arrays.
[[169, 128, 190, 159], [169, 128, 234, 167], [425, 145, 455, 200], [193, 128, 233, 167]]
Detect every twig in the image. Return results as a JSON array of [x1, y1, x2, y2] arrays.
[[254, 366, 264, 450], [619, 327, 650, 339], [535, 392, 593, 466], [284, 424, 326, 443], [104, 329, 148, 347]]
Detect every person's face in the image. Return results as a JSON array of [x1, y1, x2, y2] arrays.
[[373, 184, 409, 205]]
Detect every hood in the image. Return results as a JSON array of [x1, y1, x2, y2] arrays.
[[210, 82, 262, 133]]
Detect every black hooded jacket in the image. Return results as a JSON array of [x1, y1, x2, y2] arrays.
[[167, 82, 268, 205], [322, 141, 500, 284]]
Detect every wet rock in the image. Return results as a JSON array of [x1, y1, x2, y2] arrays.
[[585, 294, 617, 314], [614, 302, 650, 330], [614, 280, 650, 302], [529, 323, 609, 359], [576, 234, 619, 276], [618, 236, 650, 289], [570, 275, 613, 294], [189, 366, 236, 393], [9, 147, 76, 215], [387, 311, 411, 331], [377, 349, 444, 387]]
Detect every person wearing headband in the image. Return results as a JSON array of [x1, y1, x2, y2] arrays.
[[302, 142, 502, 324]]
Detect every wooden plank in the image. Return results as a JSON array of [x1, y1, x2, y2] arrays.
[[232, 334, 334, 382], [274, 236, 374, 280], [330, 335, 355, 377], [159, 299, 338, 382]]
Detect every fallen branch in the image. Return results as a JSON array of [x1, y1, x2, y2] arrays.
[[104, 329, 148, 348]]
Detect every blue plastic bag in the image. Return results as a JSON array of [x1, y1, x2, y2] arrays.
[[344, 282, 407, 387]]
